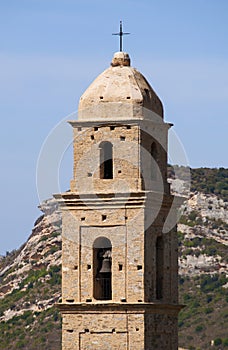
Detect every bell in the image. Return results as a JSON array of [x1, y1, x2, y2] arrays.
[[99, 257, 111, 274]]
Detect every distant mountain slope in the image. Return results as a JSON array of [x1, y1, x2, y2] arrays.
[[175, 189, 228, 349], [0, 199, 62, 350], [0, 168, 227, 350], [168, 166, 228, 201]]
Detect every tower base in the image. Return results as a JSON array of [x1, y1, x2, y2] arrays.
[[58, 303, 182, 350]]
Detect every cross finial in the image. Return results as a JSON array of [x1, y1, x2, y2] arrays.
[[112, 21, 130, 52]]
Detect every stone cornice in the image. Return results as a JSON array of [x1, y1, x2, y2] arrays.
[[68, 119, 170, 129], [53, 191, 182, 210], [57, 302, 184, 315]]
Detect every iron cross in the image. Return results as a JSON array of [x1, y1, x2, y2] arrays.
[[112, 21, 130, 52]]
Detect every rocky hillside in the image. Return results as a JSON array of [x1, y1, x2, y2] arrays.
[[0, 168, 227, 350], [0, 199, 62, 350], [175, 187, 228, 349]]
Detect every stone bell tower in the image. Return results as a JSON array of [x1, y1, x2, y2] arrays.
[[55, 51, 182, 349]]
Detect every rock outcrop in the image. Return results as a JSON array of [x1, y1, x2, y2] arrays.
[[0, 179, 227, 349]]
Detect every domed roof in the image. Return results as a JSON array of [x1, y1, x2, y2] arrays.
[[78, 52, 163, 121]]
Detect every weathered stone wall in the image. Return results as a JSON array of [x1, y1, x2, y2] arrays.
[[61, 195, 177, 305], [62, 312, 144, 350], [61, 310, 178, 350], [70, 123, 141, 194], [70, 121, 170, 192], [58, 117, 180, 349], [61, 204, 144, 303], [145, 313, 178, 350]]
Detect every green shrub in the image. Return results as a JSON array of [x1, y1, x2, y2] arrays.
[[214, 338, 222, 346], [51, 231, 60, 238], [183, 293, 191, 302], [45, 265, 61, 286], [179, 277, 185, 285], [16, 340, 26, 349], [188, 211, 198, 221], [195, 325, 204, 332], [200, 274, 228, 293], [178, 320, 184, 327], [21, 310, 34, 325], [49, 265, 61, 274], [187, 335, 193, 341], [206, 295, 213, 303], [39, 235, 49, 242], [178, 231, 185, 245], [48, 274, 61, 286], [223, 338, 228, 346], [204, 307, 213, 314]]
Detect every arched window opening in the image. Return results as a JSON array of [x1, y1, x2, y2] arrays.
[[100, 142, 113, 179], [156, 236, 164, 299], [151, 142, 158, 180], [93, 237, 112, 300]]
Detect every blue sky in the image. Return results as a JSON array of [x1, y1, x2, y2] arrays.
[[0, 0, 228, 255]]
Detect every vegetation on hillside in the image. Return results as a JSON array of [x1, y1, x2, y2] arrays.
[[191, 168, 228, 201], [178, 229, 228, 262], [179, 274, 228, 350], [0, 167, 227, 349], [0, 263, 61, 350], [168, 166, 228, 201], [0, 307, 61, 350]]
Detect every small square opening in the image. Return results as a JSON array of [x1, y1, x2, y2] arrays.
[[102, 215, 107, 221], [137, 265, 142, 270], [120, 136, 125, 141], [119, 264, 123, 271]]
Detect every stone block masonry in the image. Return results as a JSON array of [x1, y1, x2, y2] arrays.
[[55, 51, 182, 349]]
